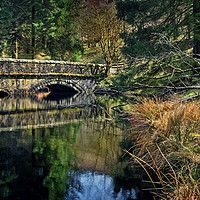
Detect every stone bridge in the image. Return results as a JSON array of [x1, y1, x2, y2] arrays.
[[0, 58, 107, 96]]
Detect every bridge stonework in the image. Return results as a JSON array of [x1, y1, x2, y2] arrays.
[[0, 58, 106, 95], [0, 78, 96, 95]]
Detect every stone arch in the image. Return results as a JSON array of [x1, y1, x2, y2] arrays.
[[29, 79, 85, 94]]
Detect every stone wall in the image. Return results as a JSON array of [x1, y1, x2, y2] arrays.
[[0, 58, 106, 75]]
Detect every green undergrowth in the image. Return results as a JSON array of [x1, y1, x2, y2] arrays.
[[79, 44, 105, 64], [102, 53, 200, 98]]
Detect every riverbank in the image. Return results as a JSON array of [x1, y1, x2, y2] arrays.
[[126, 98, 200, 199]]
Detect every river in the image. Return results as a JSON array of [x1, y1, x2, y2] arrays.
[[0, 93, 152, 200]]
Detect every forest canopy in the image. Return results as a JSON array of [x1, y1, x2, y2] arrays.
[[0, 0, 200, 65], [0, 0, 82, 60]]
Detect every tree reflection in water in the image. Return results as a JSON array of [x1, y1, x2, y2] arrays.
[[0, 96, 141, 200]]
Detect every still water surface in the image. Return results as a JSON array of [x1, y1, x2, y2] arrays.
[[0, 94, 142, 200]]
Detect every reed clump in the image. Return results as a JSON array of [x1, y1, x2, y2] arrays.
[[128, 98, 200, 199]]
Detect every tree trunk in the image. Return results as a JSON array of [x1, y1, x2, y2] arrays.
[[42, 0, 46, 50], [15, 37, 18, 59], [105, 66, 110, 76], [193, 0, 200, 57], [31, 1, 36, 59]]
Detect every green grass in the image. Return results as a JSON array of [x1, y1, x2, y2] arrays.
[[79, 44, 105, 64]]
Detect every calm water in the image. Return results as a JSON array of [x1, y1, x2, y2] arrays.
[[0, 94, 151, 200]]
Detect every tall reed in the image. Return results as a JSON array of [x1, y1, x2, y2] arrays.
[[128, 98, 200, 199]]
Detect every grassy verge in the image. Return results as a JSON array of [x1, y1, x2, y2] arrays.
[[79, 44, 105, 64], [127, 98, 200, 199]]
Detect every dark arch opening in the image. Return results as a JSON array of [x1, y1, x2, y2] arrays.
[[47, 84, 78, 94], [0, 91, 9, 98], [36, 84, 79, 101]]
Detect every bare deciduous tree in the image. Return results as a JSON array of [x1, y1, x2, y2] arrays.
[[79, 0, 124, 75]]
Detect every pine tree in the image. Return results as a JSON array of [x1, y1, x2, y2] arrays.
[[116, 0, 194, 57], [0, 0, 32, 58], [0, 0, 83, 60]]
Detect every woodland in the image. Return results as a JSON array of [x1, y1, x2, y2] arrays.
[[1, 0, 200, 199]]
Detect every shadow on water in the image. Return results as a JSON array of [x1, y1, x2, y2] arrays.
[[115, 135, 157, 200], [35, 84, 79, 103], [0, 95, 155, 200], [33, 84, 95, 107]]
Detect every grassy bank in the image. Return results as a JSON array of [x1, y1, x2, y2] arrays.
[[127, 98, 200, 199]]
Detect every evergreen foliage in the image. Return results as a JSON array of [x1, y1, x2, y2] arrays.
[[116, 0, 195, 57], [0, 0, 83, 60], [109, 0, 200, 95]]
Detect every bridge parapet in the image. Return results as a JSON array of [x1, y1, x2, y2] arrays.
[[0, 58, 106, 76]]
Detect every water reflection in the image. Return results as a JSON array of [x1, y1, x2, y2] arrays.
[[0, 93, 96, 113], [65, 171, 138, 200], [0, 94, 97, 131], [0, 96, 140, 200]]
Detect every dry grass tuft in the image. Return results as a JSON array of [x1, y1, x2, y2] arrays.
[[130, 99, 200, 163], [127, 98, 200, 199], [133, 98, 200, 137]]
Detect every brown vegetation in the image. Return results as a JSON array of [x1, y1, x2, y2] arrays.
[[127, 98, 200, 199]]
